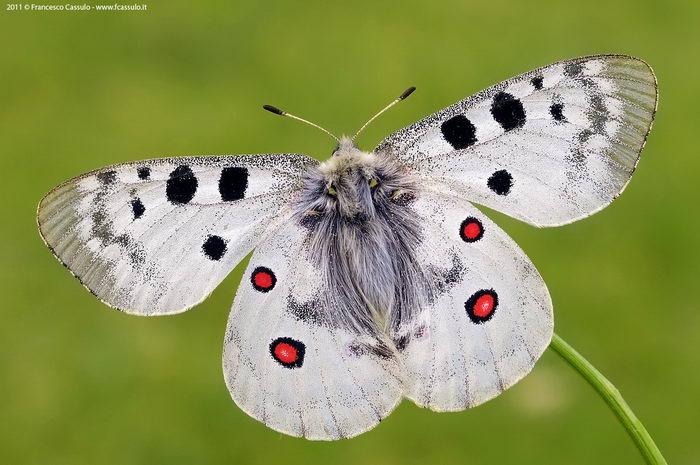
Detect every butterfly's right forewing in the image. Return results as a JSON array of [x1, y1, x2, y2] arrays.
[[38, 154, 316, 315]]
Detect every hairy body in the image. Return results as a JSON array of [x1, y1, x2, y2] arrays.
[[292, 138, 433, 337]]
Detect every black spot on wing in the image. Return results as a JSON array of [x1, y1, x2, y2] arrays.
[[131, 198, 145, 219], [531, 76, 544, 90], [431, 253, 464, 297], [96, 171, 116, 185], [90, 176, 147, 268], [490, 92, 526, 131], [202, 234, 227, 260], [441, 114, 477, 149], [588, 95, 610, 134], [564, 61, 584, 77], [166, 165, 198, 204], [578, 129, 593, 143], [287, 295, 329, 327], [550, 103, 565, 121], [566, 147, 588, 171], [487, 170, 513, 195], [219, 166, 248, 201], [137, 167, 151, 180]]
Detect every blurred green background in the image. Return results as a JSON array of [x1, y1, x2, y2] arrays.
[[1, 1, 698, 464]]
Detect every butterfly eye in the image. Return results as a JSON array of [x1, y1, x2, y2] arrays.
[[368, 179, 379, 188], [327, 186, 337, 196]]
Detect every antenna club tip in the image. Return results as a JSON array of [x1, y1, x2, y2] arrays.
[[399, 86, 417, 100], [263, 104, 285, 115]]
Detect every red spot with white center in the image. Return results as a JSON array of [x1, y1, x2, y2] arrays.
[[473, 294, 495, 317], [460, 217, 484, 242], [274, 342, 298, 364], [465, 289, 498, 323], [251, 266, 276, 292], [269, 337, 305, 368]]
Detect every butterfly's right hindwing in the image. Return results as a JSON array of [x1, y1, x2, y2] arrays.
[[223, 219, 404, 440], [38, 154, 317, 315]]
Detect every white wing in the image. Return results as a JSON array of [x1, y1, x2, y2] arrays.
[[223, 219, 404, 440], [37, 154, 316, 315], [392, 190, 553, 410], [377, 55, 657, 226]]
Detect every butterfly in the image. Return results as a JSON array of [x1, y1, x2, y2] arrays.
[[38, 55, 657, 440]]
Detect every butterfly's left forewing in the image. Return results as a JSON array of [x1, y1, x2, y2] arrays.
[[377, 55, 657, 227], [223, 219, 404, 440]]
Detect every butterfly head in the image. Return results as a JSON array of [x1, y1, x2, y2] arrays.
[[295, 145, 417, 226]]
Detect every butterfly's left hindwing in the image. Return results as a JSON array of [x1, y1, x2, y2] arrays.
[[223, 219, 405, 440], [392, 191, 553, 410], [38, 154, 317, 315]]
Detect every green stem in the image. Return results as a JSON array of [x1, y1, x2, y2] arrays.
[[549, 333, 668, 465]]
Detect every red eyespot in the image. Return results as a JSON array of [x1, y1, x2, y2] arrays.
[[465, 289, 498, 323], [251, 266, 276, 292], [460, 217, 484, 242], [270, 337, 305, 368], [274, 343, 298, 363], [473, 294, 495, 318], [254, 271, 273, 288]]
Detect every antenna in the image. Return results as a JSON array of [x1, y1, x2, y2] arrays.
[[352, 86, 416, 141], [262, 104, 340, 142]]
